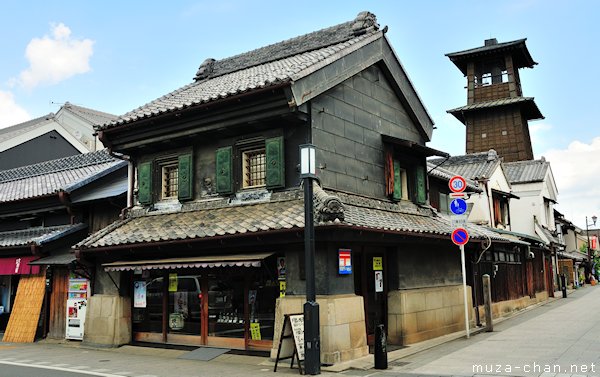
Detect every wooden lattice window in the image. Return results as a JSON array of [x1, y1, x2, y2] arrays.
[[242, 148, 266, 188], [161, 162, 178, 199]]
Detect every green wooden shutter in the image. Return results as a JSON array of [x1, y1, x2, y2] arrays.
[[138, 161, 153, 205], [265, 136, 285, 189], [178, 153, 193, 201], [393, 159, 402, 200], [416, 164, 426, 204], [216, 146, 233, 194]]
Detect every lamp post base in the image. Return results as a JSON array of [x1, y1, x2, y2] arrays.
[[304, 301, 321, 375]]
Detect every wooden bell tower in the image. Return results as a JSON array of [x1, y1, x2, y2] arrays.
[[446, 38, 544, 162]]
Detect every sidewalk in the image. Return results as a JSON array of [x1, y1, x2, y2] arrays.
[[0, 287, 589, 377]]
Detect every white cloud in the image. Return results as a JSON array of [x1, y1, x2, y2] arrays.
[[0, 91, 30, 129], [544, 137, 600, 228], [16, 23, 94, 89]]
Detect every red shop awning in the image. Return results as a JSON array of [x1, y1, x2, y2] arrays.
[[0, 256, 41, 275]]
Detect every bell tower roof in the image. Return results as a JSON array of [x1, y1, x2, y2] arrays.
[[446, 38, 537, 76]]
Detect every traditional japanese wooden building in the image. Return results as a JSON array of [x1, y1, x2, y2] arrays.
[[76, 12, 522, 364]]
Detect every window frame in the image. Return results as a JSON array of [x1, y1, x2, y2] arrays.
[[155, 154, 180, 201], [241, 147, 267, 189]]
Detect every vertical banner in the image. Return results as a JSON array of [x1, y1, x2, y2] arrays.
[[169, 273, 178, 292], [277, 257, 286, 280], [374, 271, 383, 292], [338, 249, 352, 275], [133, 281, 147, 308]]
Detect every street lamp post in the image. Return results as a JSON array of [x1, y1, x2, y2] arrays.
[[586, 215, 597, 282], [300, 144, 320, 375]]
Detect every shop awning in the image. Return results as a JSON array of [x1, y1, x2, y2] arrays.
[[103, 252, 274, 272], [0, 256, 41, 275]]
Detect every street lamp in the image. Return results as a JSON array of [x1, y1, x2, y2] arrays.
[[299, 144, 320, 375], [586, 215, 597, 282]]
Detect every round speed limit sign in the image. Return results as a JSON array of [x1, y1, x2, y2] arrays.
[[448, 175, 466, 193]]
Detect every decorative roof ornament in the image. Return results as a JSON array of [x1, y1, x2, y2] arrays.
[[351, 11, 379, 36], [194, 58, 216, 81]]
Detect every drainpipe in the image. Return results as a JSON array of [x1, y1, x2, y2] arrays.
[[98, 131, 134, 212]]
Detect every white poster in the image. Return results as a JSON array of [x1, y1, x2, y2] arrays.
[[134, 281, 147, 308]]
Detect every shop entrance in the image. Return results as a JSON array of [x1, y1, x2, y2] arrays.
[[130, 255, 279, 350], [354, 248, 387, 346]]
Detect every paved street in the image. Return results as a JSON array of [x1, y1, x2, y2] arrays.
[[372, 286, 600, 377], [0, 286, 598, 377]]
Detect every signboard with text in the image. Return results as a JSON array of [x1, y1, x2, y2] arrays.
[[338, 249, 352, 274]]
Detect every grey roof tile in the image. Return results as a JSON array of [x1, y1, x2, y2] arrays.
[[504, 159, 549, 183], [98, 12, 382, 130], [0, 114, 55, 144], [0, 223, 87, 248], [429, 150, 502, 180], [427, 161, 482, 192], [77, 186, 517, 250], [63, 102, 116, 126], [447, 97, 544, 124], [0, 150, 125, 203]]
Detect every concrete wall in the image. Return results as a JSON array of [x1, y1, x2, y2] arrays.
[[312, 65, 424, 199], [388, 285, 472, 345], [84, 294, 131, 347], [270, 294, 368, 365]]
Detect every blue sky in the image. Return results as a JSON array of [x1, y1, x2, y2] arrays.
[[0, 0, 598, 229]]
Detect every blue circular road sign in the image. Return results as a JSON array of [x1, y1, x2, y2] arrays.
[[450, 198, 468, 215], [451, 228, 470, 246]]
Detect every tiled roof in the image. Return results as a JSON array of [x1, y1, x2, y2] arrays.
[[504, 159, 549, 183], [447, 97, 544, 124], [445, 38, 536, 75], [0, 223, 87, 248], [0, 150, 126, 203], [429, 150, 502, 180], [97, 12, 382, 130], [77, 186, 517, 250], [63, 102, 116, 126], [426, 161, 482, 192], [0, 114, 55, 144]]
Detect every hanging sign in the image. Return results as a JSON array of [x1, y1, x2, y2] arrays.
[[373, 257, 383, 271], [133, 281, 147, 308], [168, 273, 178, 292], [250, 322, 262, 340], [338, 249, 352, 275], [277, 257, 286, 280], [375, 271, 384, 292]]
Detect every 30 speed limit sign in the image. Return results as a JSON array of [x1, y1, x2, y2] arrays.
[[448, 175, 466, 193]]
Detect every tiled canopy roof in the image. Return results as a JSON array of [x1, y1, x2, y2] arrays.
[[429, 150, 502, 181], [0, 224, 87, 248], [77, 186, 518, 250], [97, 12, 382, 130], [0, 150, 126, 203], [504, 159, 549, 184], [447, 97, 544, 124]]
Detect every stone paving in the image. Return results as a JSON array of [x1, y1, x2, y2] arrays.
[[0, 287, 598, 377]]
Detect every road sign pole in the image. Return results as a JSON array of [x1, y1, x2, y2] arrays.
[[460, 244, 470, 338]]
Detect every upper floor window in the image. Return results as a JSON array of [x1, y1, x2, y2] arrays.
[[384, 150, 426, 205], [216, 136, 284, 195], [137, 153, 193, 205], [161, 161, 179, 199], [242, 148, 266, 188]]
